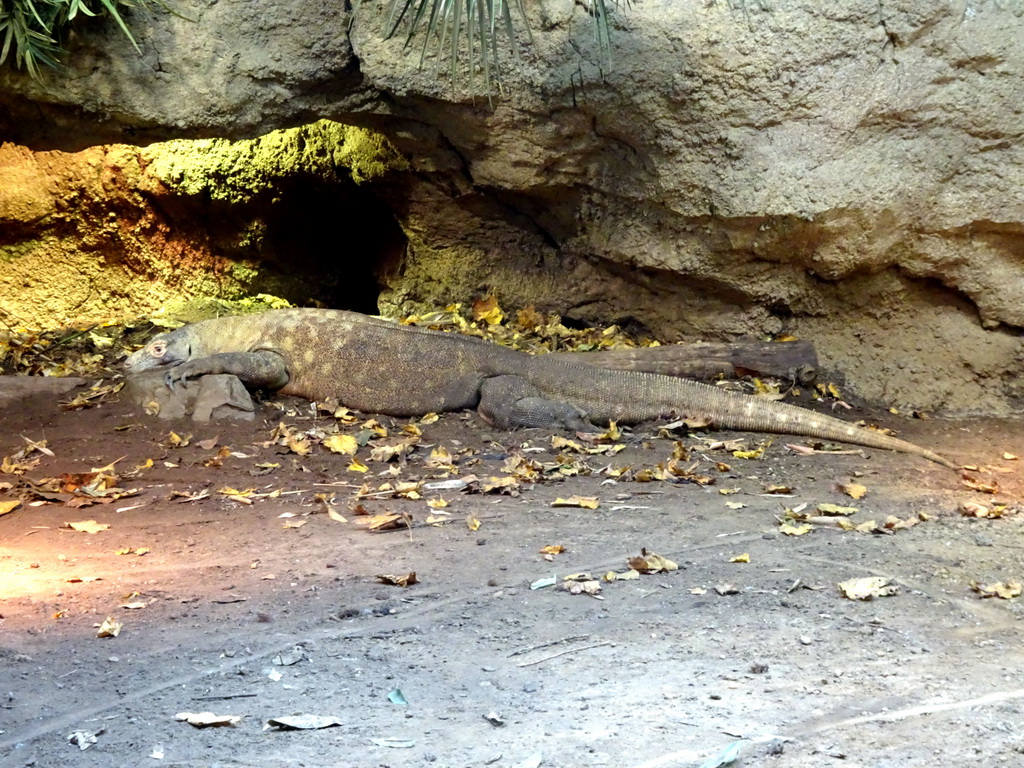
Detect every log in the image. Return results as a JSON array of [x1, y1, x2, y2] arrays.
[[549, 339, 819, 385]]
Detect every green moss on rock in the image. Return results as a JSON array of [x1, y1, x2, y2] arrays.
[[142, 121, 408, 203]]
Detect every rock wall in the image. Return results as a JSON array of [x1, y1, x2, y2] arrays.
[[0, 0, 1022, 413]]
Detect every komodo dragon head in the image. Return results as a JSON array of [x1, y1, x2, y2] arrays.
[[124, 327, 193, 373]]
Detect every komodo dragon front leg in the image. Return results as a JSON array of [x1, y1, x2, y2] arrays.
[[163, 351, 290, 391], [478, 375, 594, 432]]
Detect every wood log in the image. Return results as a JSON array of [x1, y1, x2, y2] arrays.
[[549, 339, 819, 385]]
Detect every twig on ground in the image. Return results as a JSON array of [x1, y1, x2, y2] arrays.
[[192, 692, 259, 701], [507, 634, 591, 657], [516, 640, 611, 668]]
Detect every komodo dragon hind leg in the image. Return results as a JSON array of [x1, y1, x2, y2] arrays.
[[165, 351, 290, 390], [478, 375, 594, 431]]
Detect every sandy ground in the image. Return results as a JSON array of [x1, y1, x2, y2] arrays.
[[1, 378, 1023, 768]]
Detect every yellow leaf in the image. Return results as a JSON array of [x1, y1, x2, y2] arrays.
[[361, 419, 388, 437], [472, 295, 504, 325], [97, 616, 122, 637], [551, 496, 599, 509], [466, 516, 481, 531], [730, 553, 750, 563], [135, 458, 154, 470], [168, 431, 191, 448], [1004, 452, 1018, 461], [67, 520, 109, 534], [282, 519, 307, 529], [539, 545, 565, 556], [419, 413, 440, 425], [327, 507, 347, 523], [816, 503, 858, 516], [971, 580, 1022, 599], [426, 497, 449, 509], [733, 446, 766, 460], [839, 482, 868, 500], [780, 523, 812, 536], [285, 436, 312, 456], [551, 435, 583, 452], [0, 499, 21, 516], [322, 434, 358, 455], [348, 459, 369, 473]]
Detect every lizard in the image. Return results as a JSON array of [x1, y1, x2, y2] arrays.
[[123, 308, 956, 468]]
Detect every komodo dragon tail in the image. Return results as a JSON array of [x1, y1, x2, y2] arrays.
[[627, 372, 956, 468]]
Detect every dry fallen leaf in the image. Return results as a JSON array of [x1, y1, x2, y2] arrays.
[[264, 714, 345, 731], [971, 580, 1022, 599], [961, 474, 999, 494], [466, 515, 481, 531], [539, 545, 566, 556], [779, 523, 813, 536], [837, 576, 898, 600], [628, 550, 678, 574], [97, 616, 122, 637], [551, 496, 599, 509], [175, 712, 242, 728], [323, 434, 359, 455], [959, 501, 1008, 519], [0, 499, 21, 516], [564, 579, 603, 598], [472, 295, 504, 325], [66, 520, 110, 534], [376, 572, 418, 587], [730, 553, 750, 563], [817, 503, 858, 516], [838, 482, 868, 500]]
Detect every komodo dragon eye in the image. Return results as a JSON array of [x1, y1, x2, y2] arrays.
[[149, 341, 167, 358]]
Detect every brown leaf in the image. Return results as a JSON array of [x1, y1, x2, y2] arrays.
[[376, 572, 418, 588]]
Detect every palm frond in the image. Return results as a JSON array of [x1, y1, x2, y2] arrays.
[[0, 0, 161, 79], [382, 0, 622, 97]]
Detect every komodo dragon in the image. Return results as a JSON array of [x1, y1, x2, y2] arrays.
[[124, 308, 955, 468]]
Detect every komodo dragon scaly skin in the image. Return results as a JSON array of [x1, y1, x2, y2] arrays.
[[124, 308, 955, 468]]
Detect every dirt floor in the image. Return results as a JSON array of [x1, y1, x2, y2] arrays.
[[1, 378, 1023, 768]]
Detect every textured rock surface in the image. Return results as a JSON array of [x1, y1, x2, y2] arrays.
[[0, 1, 1022, 413]]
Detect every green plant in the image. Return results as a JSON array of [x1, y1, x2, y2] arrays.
[[0, 0, 159, 80], [381, 0, 625, 95]]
